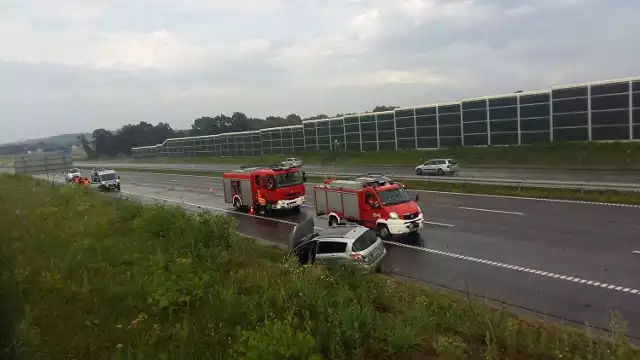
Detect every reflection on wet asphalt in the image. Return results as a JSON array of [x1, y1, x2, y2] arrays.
[[46, 171, 640, 339]]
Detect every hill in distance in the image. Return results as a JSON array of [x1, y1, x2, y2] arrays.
[[2, 133, 90, 147]]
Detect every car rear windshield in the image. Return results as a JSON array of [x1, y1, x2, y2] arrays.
[[351, 230, 378, 252], [447, 160, 458, 165]]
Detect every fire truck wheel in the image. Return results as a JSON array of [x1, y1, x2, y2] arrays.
[[328, 216, 339, 227], [232, 198, 241, 209], [292, 206, 301, 212], [377, 224, 391, 240]]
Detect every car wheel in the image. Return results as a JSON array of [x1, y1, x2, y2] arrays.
[[437, 168, 444, 175], [416, 168, 423, 176], [377, 224, 391, 240], [328, 216, 339, 227], [292, 205, 301, 212]]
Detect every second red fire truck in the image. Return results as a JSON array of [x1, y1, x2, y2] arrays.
[[222, 165, 307, 213], [313, 176, 423, 240]]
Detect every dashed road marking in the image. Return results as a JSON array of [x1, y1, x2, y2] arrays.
[[385, 241, 640, 296], [633, 251, 640, 254], [123, 190, 639, 297], [459, 206, 524, 216], [419, 189, 640, 208], [422, 220, 454, 227], [122, 170, 640, 208]]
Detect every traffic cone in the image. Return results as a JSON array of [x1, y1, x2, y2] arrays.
[[249, 206, 255, 215]]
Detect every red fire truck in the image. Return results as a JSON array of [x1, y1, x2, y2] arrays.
[[313, 176, 423, 240], [222, 165, 307, 212]]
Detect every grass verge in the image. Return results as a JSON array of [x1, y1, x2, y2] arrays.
[[1, 174, 639, 359], [112, 167, 640, 205], [121, 141, 640, 169], [0, 156, 12, 166]]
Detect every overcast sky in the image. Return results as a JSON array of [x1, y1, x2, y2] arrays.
[[1, 0, 639, 143]]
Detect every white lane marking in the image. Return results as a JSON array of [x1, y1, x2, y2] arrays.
[[459, 206, 524, 216], [385, 241, 640, 296], [128, 181, 454, 225], [419, 189, 640, 208], [121, 191, 324, 231], [422, 220, 455, 228], [633, 251, 640, 254], [120, 188, 640, 297], [118, 170, 640, 208]]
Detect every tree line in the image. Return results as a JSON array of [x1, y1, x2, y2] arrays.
[[78, 105, 398, 159]]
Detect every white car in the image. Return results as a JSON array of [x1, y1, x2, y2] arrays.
[[415, 159, 459, 176], [290, 218, 386, 273], [64, 168, 82, 182], [281, 157, 303, 168]]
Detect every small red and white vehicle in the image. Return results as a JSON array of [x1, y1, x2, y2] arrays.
[[222, 165, 307, 212], [313, 175, 423, 240]]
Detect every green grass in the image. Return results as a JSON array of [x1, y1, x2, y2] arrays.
[[1, 173, 638, 359], [0, 156, 12, 166], [124, 141, 640, 169], [110, 167, 640, 205]]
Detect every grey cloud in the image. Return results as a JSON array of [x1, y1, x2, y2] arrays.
[[2, 0, 640, 143]]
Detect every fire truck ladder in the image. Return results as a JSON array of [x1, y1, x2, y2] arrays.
[[322, 173, 337, 184]]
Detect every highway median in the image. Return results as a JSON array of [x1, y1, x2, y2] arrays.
[[110, 167, 640, 205], [1, 173, 639, 359]]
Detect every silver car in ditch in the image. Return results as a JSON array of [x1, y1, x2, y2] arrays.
[[415, 158, 459, 176], [290, 218, 386, 273]]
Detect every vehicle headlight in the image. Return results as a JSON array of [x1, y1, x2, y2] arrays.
[[101, 181, 106, 185], [388, 212, 399, 219], [417, 205, 422, 213]]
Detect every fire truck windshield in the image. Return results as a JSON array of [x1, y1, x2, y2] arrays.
[[377, 188, 411, 206], [274, 171, 303, 188]]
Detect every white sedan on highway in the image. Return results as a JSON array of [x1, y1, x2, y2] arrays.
[[415, 159, 459, 176], [281, 157, 303, 168], [64, 168, 82, 182]]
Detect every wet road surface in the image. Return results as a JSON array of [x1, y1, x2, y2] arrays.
[[77, 161, 640, 186], [42, 171, 640, 339]]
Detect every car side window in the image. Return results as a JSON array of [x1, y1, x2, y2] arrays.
[[424, 161, 433, 166], [437, 160, 446, 165], [317, 241, 347, 254]]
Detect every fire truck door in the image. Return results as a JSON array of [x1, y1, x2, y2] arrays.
[[231, 180, 241, 198], [223, 178, 232, 203], [240, 180, 253, 205], [361, 191, 381, 227]]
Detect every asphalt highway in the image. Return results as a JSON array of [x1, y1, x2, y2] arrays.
[[98, 170, 640, 337], [77, 160, 640, 186], [37, 170, 640, 338]]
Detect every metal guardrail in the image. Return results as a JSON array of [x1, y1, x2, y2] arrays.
[[76, 162, 640, 192], [303, 172, 640, 192]]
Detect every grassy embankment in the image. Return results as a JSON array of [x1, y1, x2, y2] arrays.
[[0, 156, 12, 166], [0, 173, 637, 359], [111, 167, 640, 205], [123, 141, 640, 169]]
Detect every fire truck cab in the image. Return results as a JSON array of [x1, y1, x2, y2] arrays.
[[313, 177, 423, 240], [222, 165, 307, 212]]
